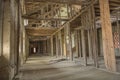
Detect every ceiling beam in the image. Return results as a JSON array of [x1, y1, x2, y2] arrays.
[[23, 16, 69, 21], [25, 0, 82, 5], [51, 0, 98, 36], [27, 33, 52, 36]]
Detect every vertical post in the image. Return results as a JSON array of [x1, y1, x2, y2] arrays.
[[81, 13, 87, 66], [0, 0, 3, 56], [99, 0, 117, 72], [116, 10, 120, 54], [88, 30, 92, 59], [51, 36, 54, 56], [81, 29, 87, 66], [66, 23, 73, 60], [48, 39, 51, 55], [70, 4, 73, 17], [75, 30, 79, 57], [78, 30, 82, 58], [67, 4, 69, 18], [64, 28, 67, 58], [91, 4, 99, 68], [59, 31, 63, 57], [55, 34, 59, 57]]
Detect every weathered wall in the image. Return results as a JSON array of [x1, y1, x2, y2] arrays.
[[0, 0, 11, 80], [18, 0, 29, 66], [0, 0, 21, 80], [3, 0, 11, 61], [0, 0, 10, 80]]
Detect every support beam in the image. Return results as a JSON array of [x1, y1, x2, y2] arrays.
[[92, 27, 99, 68], [63, 28, 67, 57], [55, 34, 59, 57], [66, 24, 73, 60], [91, 4, 99, 68], [58, 31, 63, 57], [81, 30, 87, 66], [78, 30, 82, 58], [22, 16, 69, 21], [25, 0, 82, 5], [51, 0, 97, 36], [0, 0, 3, 56], [99, 0, 117, 72], [88, 30, 92, 59], [50, 37, 54, 56], [75, 31, 79, 57]]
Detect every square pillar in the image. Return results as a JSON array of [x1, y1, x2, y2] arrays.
[[65, 23, 73, 60], [99, 0, 117, 72], [81, 30, 87, 66], [50, 37, 54, 56]]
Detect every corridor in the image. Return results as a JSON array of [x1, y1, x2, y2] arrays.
[[18, 55, 120, 80], [0, 0, 120, 80]]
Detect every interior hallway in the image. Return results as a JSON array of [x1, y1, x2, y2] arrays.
[[0, 0, 120, 80], [17, 55, 120, 80]]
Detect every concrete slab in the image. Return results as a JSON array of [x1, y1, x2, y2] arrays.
[[19, 56, 120, 80]]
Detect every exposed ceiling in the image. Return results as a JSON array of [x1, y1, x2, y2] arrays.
[[23, 0, 120, 41]]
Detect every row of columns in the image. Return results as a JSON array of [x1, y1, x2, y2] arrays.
[[50, 23, 73, 60], [99, 0, 116, 71], [51, 0, 117, 72]]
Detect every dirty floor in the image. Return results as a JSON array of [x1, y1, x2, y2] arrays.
[[18, 55, 120, 80]]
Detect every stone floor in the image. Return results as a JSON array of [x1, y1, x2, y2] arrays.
[[18, 55, 120, 80]]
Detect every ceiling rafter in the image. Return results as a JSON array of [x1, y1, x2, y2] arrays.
[[23, 16, 69, 21], [25, 0, 82, 5]]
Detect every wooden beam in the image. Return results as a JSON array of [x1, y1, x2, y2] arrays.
[[91, 3, 99, 68], [58, 31, 63, 57], [27, 32, 52, 36], [26, 27, 58, 30], [78, 30, 82, 58], [0, 0, 3, 56], [24, 3, 61, 19], [99, 0, 117, 72], [24, 3, 48, 16], [23, 16, 69, 21], [75, 31, 79, 57], [66, 23, 73, 60], [63, 28, 67, 58], [25, 0, 82, 5], [55, 34, 59, 57], [88, 30, 92, 59], [50, 37, 54, 56], [51, 0, 98, 36], [81, 30, 87, 66]]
